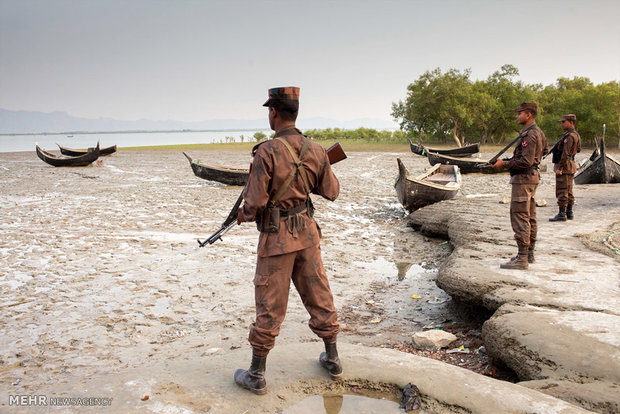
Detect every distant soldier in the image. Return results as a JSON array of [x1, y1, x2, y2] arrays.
[[234, 87, 342, 394], [493, 102, 548, 269], [549, 114, 581, 221]]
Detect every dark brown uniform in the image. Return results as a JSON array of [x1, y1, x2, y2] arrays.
[[553, 128, 581, 207], [239, 127, 340, 357], [503, 123, 548, 254]]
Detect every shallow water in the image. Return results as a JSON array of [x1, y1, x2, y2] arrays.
[[283, 394, 403, 414]]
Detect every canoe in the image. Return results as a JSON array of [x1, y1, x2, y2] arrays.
[[409, 139, 479, 158], [183, 152, 249, 186], [395, 158, 461, 212], [36, 143, 100, 167], [426, 150, 504, 174], [57, 143, 117, 156], [574, 137, 620, 184]]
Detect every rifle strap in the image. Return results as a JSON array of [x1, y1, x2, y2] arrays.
[[271, 137, 311, 204]]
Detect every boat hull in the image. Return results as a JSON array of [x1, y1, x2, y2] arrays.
[[409, 140, 479, 158], [183, 152, 249, 186], [574, 138, 620, 184], [58, 144, 117, 156], [36, 144, 100, 167], [395, 158, 461, 212]]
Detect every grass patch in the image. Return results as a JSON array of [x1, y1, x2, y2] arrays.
[[121, 140, 411, 152]]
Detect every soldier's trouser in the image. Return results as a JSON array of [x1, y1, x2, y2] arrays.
[[249, 244, 339, 357], [555, 173, 574, 207], [510, 183, 538, 250]]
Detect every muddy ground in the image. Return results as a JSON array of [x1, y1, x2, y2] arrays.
[[0, 147, 616, 412]]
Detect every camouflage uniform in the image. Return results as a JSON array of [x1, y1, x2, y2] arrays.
[[239, 126, 340, 357], [503, 121, 548, 256], [553, 116, 581, 208]]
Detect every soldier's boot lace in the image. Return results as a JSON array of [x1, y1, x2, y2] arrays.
[[319, 342, 343, 379], [549, 207, 567, 222], [234, 354, 267, 395]]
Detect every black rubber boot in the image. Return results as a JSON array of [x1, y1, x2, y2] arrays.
[[566, 204, 574, 220], [234, 354, 267, 395], [319, 342, 343, 379], [549, 207, 567, 222]]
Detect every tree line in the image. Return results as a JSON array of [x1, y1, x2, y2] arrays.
[[391, 64, 620, 147]]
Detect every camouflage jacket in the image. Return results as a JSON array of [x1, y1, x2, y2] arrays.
[[554, 129, 581, 174], [240, 127, 339, 257], [505, 123, 548, 184]]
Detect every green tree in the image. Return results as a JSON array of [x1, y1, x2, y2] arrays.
[[253, 131, 267, 142], [392, 68, 476, 146]]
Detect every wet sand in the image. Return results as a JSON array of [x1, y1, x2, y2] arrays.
[[0, 147, 616, 412]]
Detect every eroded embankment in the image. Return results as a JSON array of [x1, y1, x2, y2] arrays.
[[407, 187, 620, 414]]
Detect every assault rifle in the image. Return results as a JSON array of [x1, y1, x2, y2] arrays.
[[197, 142, 347, 247], [543, 137, 563, 160]]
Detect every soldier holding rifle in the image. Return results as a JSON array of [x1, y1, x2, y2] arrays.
[[234, 87, 343, 394], [548, 114, 581, 222], [492, 102, 548, 270]]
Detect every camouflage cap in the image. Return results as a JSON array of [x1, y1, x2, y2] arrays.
[[559, 114, 577, 122], [262, 86, 300, 111], [513, 102, 538, 113]]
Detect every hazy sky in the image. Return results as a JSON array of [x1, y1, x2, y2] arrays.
[[1, 0, 619, 122]]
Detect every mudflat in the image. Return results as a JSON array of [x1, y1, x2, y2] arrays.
[[0, 147, 617, 412]]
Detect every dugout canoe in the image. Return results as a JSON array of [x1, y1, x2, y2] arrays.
[[409, 139, 480, 158], [57, 143, 117, 156], [395, 158, 462, 212], [36, 143, 100, 167], [574, 137, 620, 184], [183, 152, 249, 186]]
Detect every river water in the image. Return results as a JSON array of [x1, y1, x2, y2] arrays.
[[0, 129, 272, 152]]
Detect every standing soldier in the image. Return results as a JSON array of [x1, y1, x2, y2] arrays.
[[234, 87, 342, 394], [549, 114, 581, 221], [493, 102, 548, 269]]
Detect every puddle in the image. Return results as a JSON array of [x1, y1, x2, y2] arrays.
[[283, 393, 403, 413]]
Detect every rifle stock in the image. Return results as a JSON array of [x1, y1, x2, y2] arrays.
[[326, 142, 347, 165], [198, 141, 347, 247]]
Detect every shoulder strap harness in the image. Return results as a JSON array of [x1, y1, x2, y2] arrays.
[[270, 136, 313, 237]]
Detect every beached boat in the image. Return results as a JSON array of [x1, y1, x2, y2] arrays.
[[36, 143, 100, 167], [183, 152, 249, 186], [426, 150, 504, 174], [57, 143, 117, 156], [395, 158, 462, 212], [574, 137, 620, 184], [409, 139, 479, 158]]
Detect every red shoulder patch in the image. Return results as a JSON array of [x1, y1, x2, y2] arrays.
[[522, 140, 528, 147]]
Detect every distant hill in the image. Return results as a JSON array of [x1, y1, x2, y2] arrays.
[[0, 109, 398, 134]]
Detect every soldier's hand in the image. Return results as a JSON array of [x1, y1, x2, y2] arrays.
[[492, 159, 504, 169], [237, 207, 245, 225], [556, 169, 563, 176]]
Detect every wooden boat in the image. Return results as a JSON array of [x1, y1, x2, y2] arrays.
[[426, 150, 504, 174], [57, 143, 117, 156], [409, 139, 479, 158], [395, 158, 461, 212], [36, 143, 100, 167], [574, 137, 620, 184], [183, 152, 249, 186]]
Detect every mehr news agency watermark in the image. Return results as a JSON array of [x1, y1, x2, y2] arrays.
[[9, 394, 113, 407]]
